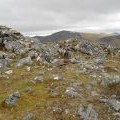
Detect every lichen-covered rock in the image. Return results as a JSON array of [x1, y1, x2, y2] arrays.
[[0, 51, 7, 59], [52, 59, 65, 67], [101, 75, 120, 86], [22, 113, 36, 120], [31, 75, 44, 83], [16, 57, 32, 67], [108, 99, 120, 112], [76, 104, 98, 120], [0, 25, 24, 50], [0, 58, 11, 68], [75, 41, 105, 57], [5, 91, 20, 106], [28, 50, 38, 59], [65, 87, 82, 98]]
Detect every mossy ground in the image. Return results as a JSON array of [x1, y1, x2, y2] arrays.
[[0, 53, 119, 120]]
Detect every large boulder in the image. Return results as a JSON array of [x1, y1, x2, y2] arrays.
[[0, 25, 24, 50]]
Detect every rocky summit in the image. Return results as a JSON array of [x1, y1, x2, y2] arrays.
[[0, 26, 120, 120]]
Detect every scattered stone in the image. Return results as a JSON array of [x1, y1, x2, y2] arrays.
[[31, 76, 44, 83], [52, 59, 65, 67], [5, 91, 20, 106], [16, 56, 32, 67], [52, 74, 63, 81], [0, 58, 11, 68], [76, 104, 98, 120], [50, 88, 59, 97], [22, 113, 36, 120], [5, 70, 13, 75], [65, 87, 82, 98], [91, 91, 99, 97], [0, 51, 6, 59], [26, 66, 31, 71], [108, 99, 120, 112], [99, 96, 120, 112], [101, 75, 120, 86], [28, 50, 38, 59], [52, 107, 63, 114]]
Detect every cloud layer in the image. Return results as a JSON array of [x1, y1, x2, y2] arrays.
[[0, 0, 120, 35]]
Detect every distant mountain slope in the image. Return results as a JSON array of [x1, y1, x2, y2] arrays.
[[80, 33, 109, 41], [33, 30, 82, 43], [99, 35, 120, 48]]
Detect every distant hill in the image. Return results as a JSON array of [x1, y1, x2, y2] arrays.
[[32, 30, 120, 48], [98, 35, 120, 48], [33, 30, 82, 43], [80, 33, 109, 41]]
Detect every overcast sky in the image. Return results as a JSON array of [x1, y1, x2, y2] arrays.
[[0, 0, 120, 35]]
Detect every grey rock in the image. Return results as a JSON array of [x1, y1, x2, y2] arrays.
[[22, 113, 36, 120], [52, 107, 63, 114], [5, 91, 20, 106], [75, 41, 105, 57], [101, 75, 120, 86], [0, 51, 6, 59], [52, 59, 65, 67], [99, 96, 120, 112], [36, 53, 51, 64], [76, 104, 98, 120], [28, 50, 38, 59], [5, 70, 13, 75], [16, 57, 32, 67], [52, 74, 63, 81], [108, 99, 120, 112], [31, 76, 44, 83], [91, 91, 99, 97], [0, 58, 11, 68], [65, 87, 82, 98]]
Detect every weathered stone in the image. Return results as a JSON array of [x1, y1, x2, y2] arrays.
[[101, 75, 120, 86], [52, 59, 65, 67], [108, 99, 120, 112], [16, 57, 32, 67], [5, 91, 20, 106], [5, 70, 13, 75], [75, 41, 105, 57], [76, 104, 98, 120], [52, 107, 63, 114], [22, 113, 36, 120], [31, 76, 44, 83], [0, 58, 11, 68], [65, 87, 82, 98], [28, 50, 38, 59]]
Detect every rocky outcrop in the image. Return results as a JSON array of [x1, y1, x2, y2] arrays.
[[0, 26, 24, 50]]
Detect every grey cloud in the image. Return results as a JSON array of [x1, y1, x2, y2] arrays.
[[0, 0, 120, 34]]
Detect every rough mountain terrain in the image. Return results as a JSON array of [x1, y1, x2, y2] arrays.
[[99, 35, 120, 48], [0, 26, 120, 120], [33, 31, 82, 43]]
